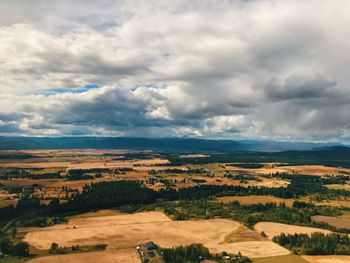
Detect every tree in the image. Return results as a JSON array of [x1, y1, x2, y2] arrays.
[[0, 236, 12, 254], [16, 194, 40, 210], [49, 243, 59, 254], [11, 228, 17, 238], [13, 242, 29, 257]]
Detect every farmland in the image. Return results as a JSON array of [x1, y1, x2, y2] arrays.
[[215, 195, 295, 206], [302, 256, 350, 263], [23, 211, 289, 259], [28, 249, 140, 263], [2, 0, 350, 260], [311, 215, 350, 229], [325, 184, 350, 191], [1, 149, 349, 212], [254, 222, 331, 239], [253, 255, 309, 263], [0, 148, 350, 262]]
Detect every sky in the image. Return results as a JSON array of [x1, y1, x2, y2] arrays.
[[0, 0, 349, 142]]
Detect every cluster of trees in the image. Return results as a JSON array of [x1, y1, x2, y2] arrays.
[[1, 172, 61, 180], [0, 233, 29, 257], [0, 184, 23, 194], [161, 243, 211, 263], [17, 215, 66, 227], [48, 242, 106, 255], [0, 153, 32, 159], [161, 243, 251, 263], [159, 199, 349, 233], [50, 180, 158, 213], [68, 168, 133, 174], [159, 174, 326, 200], [0, 173, 347, 235], [149, 168, 213, 176], [10, 173, 346, 217], [274, 173, 350, 198], [166, 147, 350, 168], [104, 152, 153, 160], [225, 163, 264, 169], [66, 168, 135, 180], [0, 205, 17, 220], [16, 194, 41, 211], [49, 242, 66, 254], [273, 232, 350, 255], [223, 173, 262, 183], [0, 168, 62, 180], [67, 170, 94, 180], [321, 175, 350, 185]]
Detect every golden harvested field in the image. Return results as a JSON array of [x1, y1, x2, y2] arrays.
[[248, 178, 290, 188], [68, 209, 122, 219], [310, 199, 350, 208], [223, 194, 349, 209], [229, 165, 350, 177], [0, 192, 17, 207], [4, 149, 345, 197], [254, 222, 332, 239], [253, 254, 309, 263], [27, 249, 140, 263], [8, 149, 138, 155], [24, 211, 289, 259], [311, 215, 350, 229], [303, 255, 350, 263], [0, 150, 169, 170], [215, 195, 294, 207], [216, 241, 289, 258], [0, 199, 17, 208], [0, 158, 169, 169]]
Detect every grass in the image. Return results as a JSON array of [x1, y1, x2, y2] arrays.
[[253, 255, 309, 263], [27, 243, 108, 262], [68, 209, 121, 219], [325, 184, 350, 191], [215, 195, 294, 207], [341, 212, 350, 218], [0, 257, 28, 263], [223, 225, 262, 243]]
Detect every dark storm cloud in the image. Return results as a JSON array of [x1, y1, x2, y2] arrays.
[[0, 121, 21, 133]]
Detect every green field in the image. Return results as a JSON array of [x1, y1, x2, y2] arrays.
[[325, 184, 350, 191], [253, 255, 309, 263], [0, 257, 27, 263]]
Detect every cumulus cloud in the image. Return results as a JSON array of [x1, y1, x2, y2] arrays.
[[0, 0, 349, 142]]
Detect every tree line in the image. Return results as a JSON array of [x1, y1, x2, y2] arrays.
[[273, 232, 350, 255], [161, 243, 251, 263]]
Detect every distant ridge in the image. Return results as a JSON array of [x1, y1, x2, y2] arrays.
[[0, 136, 345, 152], [311, 145, 350, 152]]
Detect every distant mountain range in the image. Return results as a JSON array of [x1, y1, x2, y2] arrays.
[[0, 136, 347, 152]]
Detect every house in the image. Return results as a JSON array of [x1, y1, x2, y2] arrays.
[[144, 241, 157, 250]]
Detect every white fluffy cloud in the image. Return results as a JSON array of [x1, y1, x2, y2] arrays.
[[0, 0, 349, 142]]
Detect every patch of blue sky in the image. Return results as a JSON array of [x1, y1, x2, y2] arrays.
[[42, 84, 101, 96], [131, 83, 167, 91]]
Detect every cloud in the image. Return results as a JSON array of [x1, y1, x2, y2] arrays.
[[0, 0, 349, 142], [264, 74, 338, 100]]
